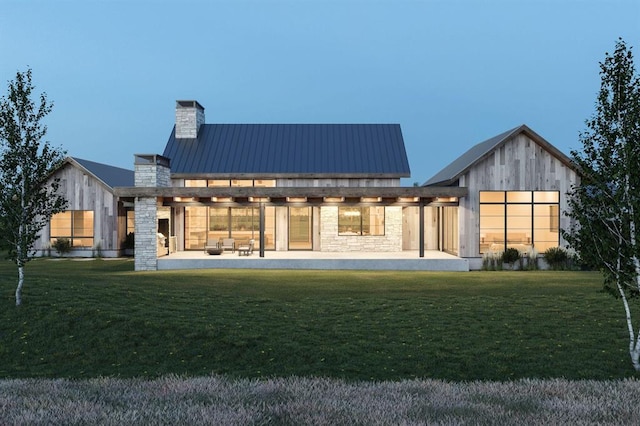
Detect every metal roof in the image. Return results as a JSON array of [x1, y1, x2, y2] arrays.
[[162, 124, 411, 177], [423, 124, 575, 186], [71, 157, 135, 189]]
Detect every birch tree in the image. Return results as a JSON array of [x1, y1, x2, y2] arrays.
[[0, 69, 67, 306], [565, 39, 640, 370]]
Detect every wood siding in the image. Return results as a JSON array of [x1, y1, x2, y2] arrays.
[[458, 133, 580, 258], [37, 163, 125, 255]]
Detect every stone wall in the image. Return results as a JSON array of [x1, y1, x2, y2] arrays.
[[134, 197, 158, 271], [134, 156, 171, 271], [135, 163, 170, 187], [320, 206, 402, 252], [175, 101, 205, 139]]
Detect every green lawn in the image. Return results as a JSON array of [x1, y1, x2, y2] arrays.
[[0, 258, 635, 381]]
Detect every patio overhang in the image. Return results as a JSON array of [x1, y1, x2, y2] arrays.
[[115, 186, 468, 206]]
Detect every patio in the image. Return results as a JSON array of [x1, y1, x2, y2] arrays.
[[157, 250, 469, 271]]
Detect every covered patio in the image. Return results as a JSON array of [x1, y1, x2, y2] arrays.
[[157, 249, 469, 271]]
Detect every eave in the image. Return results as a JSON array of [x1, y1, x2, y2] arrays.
[[114, 186, 468, 206]]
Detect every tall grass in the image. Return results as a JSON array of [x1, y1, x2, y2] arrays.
[[1, 375, 639, 424], [0, 259, 636, 381]]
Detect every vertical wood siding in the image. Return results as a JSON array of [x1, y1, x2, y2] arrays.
[[458, 134, 580, 258], [37, 163, 123, 253]]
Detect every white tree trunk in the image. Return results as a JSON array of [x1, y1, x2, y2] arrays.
[[15, 265, 24, 307]]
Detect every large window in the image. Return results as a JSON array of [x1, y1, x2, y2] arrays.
[[479, 191, 559, 253], [338, 207, 385, 236], [184, 206, 275, 250], [50, 210, 94, 247], [184, 179, 276, 188]]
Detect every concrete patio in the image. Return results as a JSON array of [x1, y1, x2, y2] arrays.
[[157, 250, 469, 271]]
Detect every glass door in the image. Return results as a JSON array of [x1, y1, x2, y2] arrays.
[[289, 207, 312, 250]]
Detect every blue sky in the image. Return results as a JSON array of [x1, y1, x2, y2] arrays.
[[2, 0, 639, 185]]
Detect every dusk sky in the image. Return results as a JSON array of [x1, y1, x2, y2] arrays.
[[2, 0, 639, 185]]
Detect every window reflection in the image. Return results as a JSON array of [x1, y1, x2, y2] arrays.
[[338, 207, 384, 236], [479, 191, 559, 253]]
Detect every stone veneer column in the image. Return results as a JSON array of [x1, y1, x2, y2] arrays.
[[134, 197, 158, 271], [134, 154, 171, 271]]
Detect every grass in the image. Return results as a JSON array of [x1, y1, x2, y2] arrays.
[[2, 376, 640, 424], [0, 258, 636, 381]]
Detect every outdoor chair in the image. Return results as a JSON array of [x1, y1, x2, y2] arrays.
[[221, 238, 235, 253], [204, 239, 222, 255], [238, 239, 254, 256]]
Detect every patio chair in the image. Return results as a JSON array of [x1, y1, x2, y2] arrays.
[[221, 238, 235, 253], [238, 239, 254, 256], [204, 239, 222, 255]]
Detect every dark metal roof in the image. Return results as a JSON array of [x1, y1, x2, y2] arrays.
[[71, 157, 135, 188], [423, 124, 575, 186], [162, 124, 411, 177]]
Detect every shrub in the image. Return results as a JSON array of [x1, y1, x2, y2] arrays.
[[52, 238, 71, 256], [543, 247, 569, 270], [501, 247, 520, 264], [482, 251, 502, 271]]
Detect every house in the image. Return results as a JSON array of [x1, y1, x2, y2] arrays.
[[116, 101, 467, 271], [423, 124, 580, 269], [113, 101, 579, 271], [36, 157, 135, 257]]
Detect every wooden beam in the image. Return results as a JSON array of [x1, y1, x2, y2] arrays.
[[115, 186, 468, 199]]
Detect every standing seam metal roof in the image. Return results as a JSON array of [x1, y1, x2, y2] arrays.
[[162, 124, 411, 176], [71, 157, 134, 188]]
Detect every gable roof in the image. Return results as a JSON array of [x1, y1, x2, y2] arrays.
[[423, 124, 575, 186], [162, 124, 411, 177], [68, 157, 134, 189]]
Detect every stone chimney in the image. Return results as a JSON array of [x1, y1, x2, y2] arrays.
[[134, 154, 171, 187], [175, 100, 205, 139]]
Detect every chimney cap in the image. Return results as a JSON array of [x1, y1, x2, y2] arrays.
[[176, 100, 205, 111]]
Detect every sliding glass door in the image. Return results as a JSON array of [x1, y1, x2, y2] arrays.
[[288, 207, 312, 250]]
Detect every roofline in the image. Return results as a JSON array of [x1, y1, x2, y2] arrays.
[[60, 157, 116, 192], [425, 124, 577, 186], [170, 173, 411, 179]]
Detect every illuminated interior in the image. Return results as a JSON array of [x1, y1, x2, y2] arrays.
[[479, 191, 559, 253], [50, 210, 94, 247], [185, 206, 275, 250], [338, 206, 385, 236]]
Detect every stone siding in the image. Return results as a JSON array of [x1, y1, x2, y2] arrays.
[[135, 164, 170, 187], [320, 206, 402, 252], [175, 104, 205, 139], [134, 197, 158, 271]]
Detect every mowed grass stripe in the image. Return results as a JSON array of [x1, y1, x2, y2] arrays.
[[0, 259, 634, 380]]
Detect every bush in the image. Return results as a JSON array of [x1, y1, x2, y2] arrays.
[[543, 247, 569, 270], [482, 251, 503, 271], [501, 247, 520, 264], [52, 238, 71, 256]]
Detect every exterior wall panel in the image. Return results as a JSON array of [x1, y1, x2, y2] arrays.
[[458, 134, 579, 258], [36, 163, 122, 256]]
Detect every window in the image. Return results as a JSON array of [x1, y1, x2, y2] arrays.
[[126, 210, 134, 235], [479, 191, 559, 253], [184, 206, 276, 250], [338, 207, 385, 236], [50, 210, 94, 247]]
